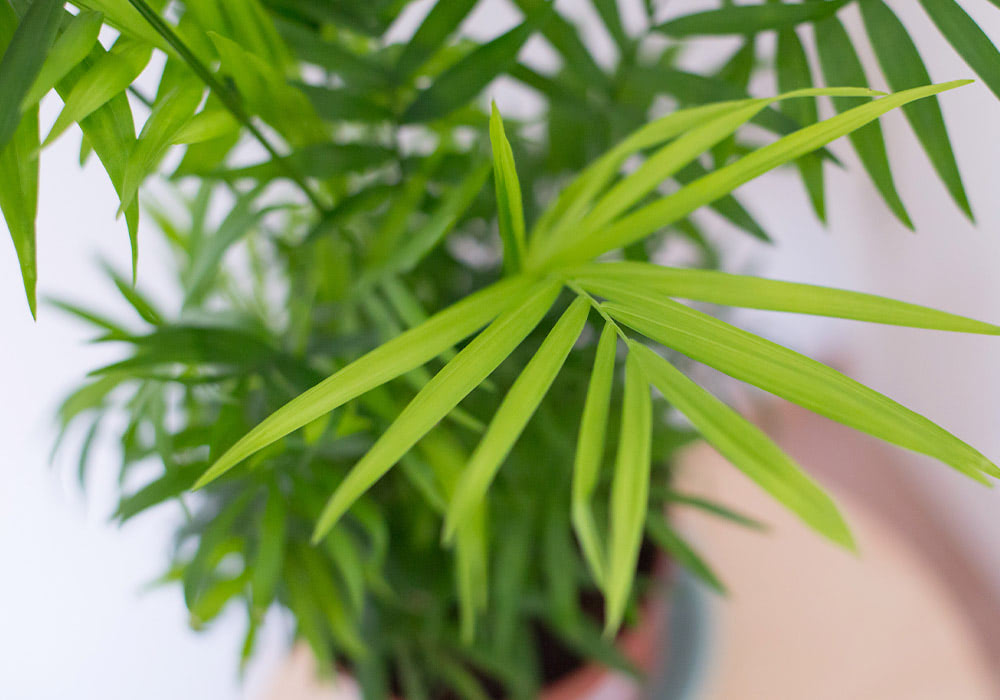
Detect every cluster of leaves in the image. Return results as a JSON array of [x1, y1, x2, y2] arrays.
[[5, 1, 999, 698]]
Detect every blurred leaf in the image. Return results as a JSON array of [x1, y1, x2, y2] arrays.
[[312, 280, 562, 541], [444, 297, 590, 540], [403, 5, 554, 122], [115, 463, 201, 522], [250, 484, 286, 617], [571, 321, 617, 586], [298, 83, 392, 122], [73, 0, 169, 50], [554, 82, 968, 264], [489, 103, 526, 273], [645, 514, 724, 593], [196, 275, 536, 488], [632, 341, 852, 549], [918, 0, 1000, 100], [119, 84, 203, 221], [656, 0, 850, 36], [604, 350, 651, 634], [859, 0, 972, 219], [0, 0, 62, 149], [21, 10, 104, 112], [813, 13, 912, 228], [661, 491, 767, 531], [394, 0, 478, 78], [775, 25, 826, 221], [45, 37, 152, 147], [675, 159, 769, 241]]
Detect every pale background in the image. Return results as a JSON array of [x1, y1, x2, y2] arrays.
[[2, 1, 999, 697]]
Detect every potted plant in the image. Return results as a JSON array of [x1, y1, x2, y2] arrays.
[[4, 0, 1000, 697]]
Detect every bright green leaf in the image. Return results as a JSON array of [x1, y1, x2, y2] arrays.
[[631, 341, 853, 549], [444, 296, 590, 541], [489, 103, 526, 273], [571, 321, 617, 586], [312, 279, 562, 542], [195, 275, 536, 488], [21, 10, 104, 112], [601, 291, 1000, 484], [604, 350, 651, 634]]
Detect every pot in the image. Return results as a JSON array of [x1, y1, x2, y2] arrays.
[[260, 571, 709, 700]]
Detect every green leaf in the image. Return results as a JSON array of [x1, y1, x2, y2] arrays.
[[298, 82, 392, 123], [44, 37, 152, 147], [813, 13, 912, 229], [370, 161, 491, 278], [859, 0, 972, 219], [775, 26, 826, 221], [571, 321, 617, 586], [54, 47, 140, 276], [444, 296, 590, 541], [579, 101, 770, 235], [71, 0, 169, 52], [311, 279, 562, 542], [0, 0, 62, 149], [632, 341, 852, 549], [195, 275, 536, 488], [645, 514, 725, 593], [675, 159, 770, 241], [489, 103, 527, 273], [0, 103, 38, 317], [21, 10, 103, 112], [251, 484, 286, 618], [604, 350, 651, 634], [569, 261, 1000, 334], [548, 81, 969, 266], [402, 5, 554, 122], [661, 491, 767, 531], [655, 0, 851, 36], [601, 291, 1000, 484], [119, 84, 203, 222], [918, 0, 1000, 101], [394, 0, 478, 78]]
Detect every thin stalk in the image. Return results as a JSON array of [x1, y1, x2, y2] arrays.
[[123, 0, 329, 212]]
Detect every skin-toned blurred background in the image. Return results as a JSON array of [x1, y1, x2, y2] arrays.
[[2, 1, 999, 697]]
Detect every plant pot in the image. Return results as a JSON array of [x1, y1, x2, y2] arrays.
[[261, 570, 710, 700]]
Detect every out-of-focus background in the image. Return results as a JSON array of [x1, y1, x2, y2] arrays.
[[2, 1, 999, 698]]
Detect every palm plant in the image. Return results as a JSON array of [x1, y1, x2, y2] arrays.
[[5, 1, 1000, 697]]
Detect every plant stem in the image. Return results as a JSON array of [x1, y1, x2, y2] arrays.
[[123, 0, 329, 213]]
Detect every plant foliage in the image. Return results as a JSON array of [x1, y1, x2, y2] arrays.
[[5, 1, 1000, 697]]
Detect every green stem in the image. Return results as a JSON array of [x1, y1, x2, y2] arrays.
[[123, 0, 329, 213]]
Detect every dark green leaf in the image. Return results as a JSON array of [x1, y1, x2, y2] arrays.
[[656, 0, 851, 36], [918, 0, 1000, 101], [860, 0, 972, 219], [0, 0, 62, 149], [402, 5, 554, 122], [813, 13, 912, 228]]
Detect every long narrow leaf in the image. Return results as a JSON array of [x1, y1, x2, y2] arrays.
[[311, 279, 562, 541], [601, 292, 1000, 484], [918, 0, 1000, 100], [21, 10, 103, 111], [775, 26, 826, 221], [655, 0, 851, 37], [0, 0, 62, 149], [859, 0, 972, 219], [489, 103, 526, 273], [632, 342, 852, 548], [813, 14, 912, 228], [645, 514, 725, 593], [551, 82, 968, 265], [604, 350, 651, 634], [195, 275, 536, 488], [402, 5, 553, 122], [571, 321, 618, 586], [569, 261, 1000, 334], [444, 296, 590, 541]]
